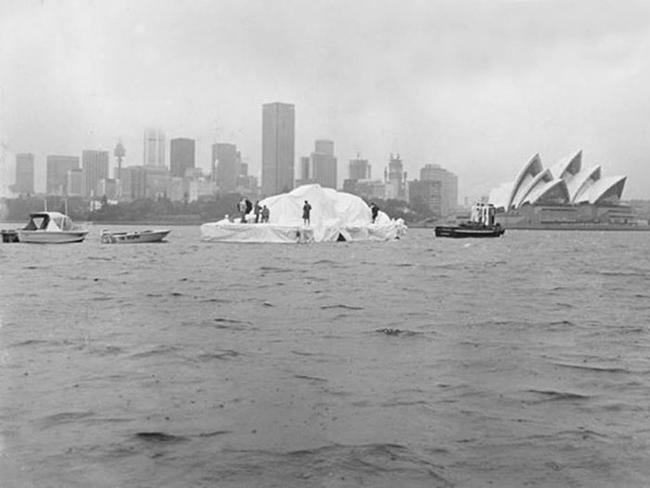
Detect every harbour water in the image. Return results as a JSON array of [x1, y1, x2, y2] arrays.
[[1, 226, 649, 487]]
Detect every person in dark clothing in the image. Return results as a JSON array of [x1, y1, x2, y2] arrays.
[[253, 200, 261, 223], [302, 200, 312, 226], [261, 205, 270, 223], [370, 202, 379, 223], [237, 197, 248, 223]]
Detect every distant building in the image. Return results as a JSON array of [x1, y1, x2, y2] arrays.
[[409, 180, 443, 216], [143, 165, 171, 199], [386, 154, 406, 199], [46, 155, 79, 195], [420, 164, 458, 217], [143, 128, 166, 167], [262, 102, 295, 196], [352, 179, 387, 201], [67, 168, 85, 197], [82, 150, 109, 197], [310, 139, 337, 189], [214, 143, 240, 193], [170, 138, 195, 178], [299, 156, 311, 181], [14, 153, 34, 194], [97, 178, 119, 201], [349, 156, 371, 180]]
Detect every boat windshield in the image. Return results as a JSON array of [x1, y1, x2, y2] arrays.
[[25, 215, 49, 230]]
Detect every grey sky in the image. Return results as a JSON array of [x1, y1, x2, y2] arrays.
[[1, 0, 650, 199]]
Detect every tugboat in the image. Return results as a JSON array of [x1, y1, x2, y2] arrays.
[[435, 203, 505, 238]]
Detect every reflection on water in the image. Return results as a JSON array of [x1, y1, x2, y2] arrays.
[[1, 226, 650, 487]]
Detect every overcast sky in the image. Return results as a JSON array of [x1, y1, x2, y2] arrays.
[[1, 0, 650, 199]]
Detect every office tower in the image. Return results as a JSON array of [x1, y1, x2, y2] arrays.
[[82, 150, 109, 197], [46, 155, 79, 195], [214, 143, 240, 193], [349, 156, 371, 180], [310, 139, 337, 189], [420, 164, 458, 216], [300, 156, 310, 181], [170, 138, 196, 177], [15, 153, 35, 194], [386, 154, 406, 199], [143, 128, 166, 167], [67, 168, 85, 196], [262, 102, 295, 196], [409, 180, 443, 215]]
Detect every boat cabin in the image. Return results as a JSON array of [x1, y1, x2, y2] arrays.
[[24, 212, 75, 232], [470, 203, 497, 227]]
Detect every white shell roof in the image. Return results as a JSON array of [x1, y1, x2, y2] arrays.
[[489, 151, 625, 209]]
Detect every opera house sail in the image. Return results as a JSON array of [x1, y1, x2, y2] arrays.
[[488, 150, 635, 229]]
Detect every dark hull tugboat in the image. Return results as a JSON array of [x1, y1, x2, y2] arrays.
[[435, 203, 505, 238]]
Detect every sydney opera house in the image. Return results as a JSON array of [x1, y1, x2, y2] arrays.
[[489, 151, 637, 228]]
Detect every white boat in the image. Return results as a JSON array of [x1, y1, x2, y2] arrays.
[[100, 229, 171, 244], [18, 212, 89, 244]]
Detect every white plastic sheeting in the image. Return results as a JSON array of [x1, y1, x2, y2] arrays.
[[200, 184, 407, 243]]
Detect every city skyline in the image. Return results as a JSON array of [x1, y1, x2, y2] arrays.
[[2, 1, 650, 200]]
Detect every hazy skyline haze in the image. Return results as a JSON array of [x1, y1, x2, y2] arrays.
[[2, 0, 650, 199]]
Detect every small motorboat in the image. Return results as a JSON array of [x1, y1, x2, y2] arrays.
[[100, 229, 171, 244], [434, 223, 505, 238], [435, 203, 506, 238], [18, 212, 89, 244]]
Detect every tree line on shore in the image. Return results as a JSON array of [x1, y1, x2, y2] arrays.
[[3, 194, 437, 224]]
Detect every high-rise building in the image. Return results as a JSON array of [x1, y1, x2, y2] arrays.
[[67, 168, 85, 196], [386, 154, 406, 199], [15, 153, 35, 194], [300, 156, 311, 181], [46, 155, 79, 195], [409, 180, 443, 216], [214, 143, 240, 193], [143, 128, 166, 167], [82, 150, 109, 198], [262, 102, 295, 196], [170, 138, 196, 178], [349, 156, 371, 180], [310, 139, 337, 189], [420, 164, 458, 216]]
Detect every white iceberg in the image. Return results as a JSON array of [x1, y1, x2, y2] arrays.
[[200, 184, 407, 243]]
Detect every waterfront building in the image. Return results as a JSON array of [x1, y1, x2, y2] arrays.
[[143, 128, 166, 167], [420, 164, 458, 217], [170, 138, 195, 178], [82, 150, 109, 198], [262, 102, 295, 196], [67, 168, 85, 197], [409, 179, 443, 216], [489, 150, 630, 228], [489, 150, 626, 210], [46, 155, 79, 195], [14, 153, 34, 194], [214, 143, 240, 193]]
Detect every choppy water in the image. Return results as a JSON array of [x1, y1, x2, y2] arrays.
[[1, 226, 650, 487]]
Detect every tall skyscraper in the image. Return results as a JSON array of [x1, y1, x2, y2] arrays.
[[310, 139, 337, 189], [262, 102, 295, 196], [143, 128, 166, 167], [420, 164, 458, 216], [15, 153, 35, 194], [386, 154, 406, 199], [349, 156, 371, 180], [82, 150, 109, 197], [46, 155, 79, 195], [214, 143, 240, 193], [170, 138, 196, 177]]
